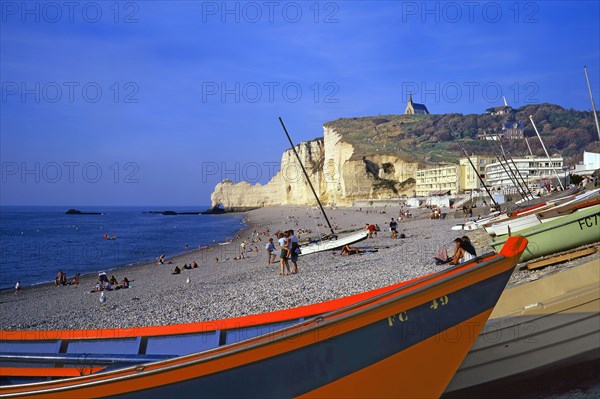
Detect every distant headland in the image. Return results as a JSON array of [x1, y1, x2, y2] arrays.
[[65, 209, 103, 215], [143, 207, 230, 216]]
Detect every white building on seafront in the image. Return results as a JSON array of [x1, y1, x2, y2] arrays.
[[573, 151, 600, 176], [485, 155, 564, 191]]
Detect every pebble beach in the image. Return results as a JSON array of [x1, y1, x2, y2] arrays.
[[1, 204, 598, 332]]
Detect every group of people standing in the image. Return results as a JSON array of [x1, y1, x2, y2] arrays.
[[265, 230, 300, 276]]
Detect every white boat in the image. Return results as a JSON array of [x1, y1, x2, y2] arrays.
[[484, 189, 600, 236], [445, 258, 600, 394], [452, 211, 507, 231], [299, 230, 369, 256]]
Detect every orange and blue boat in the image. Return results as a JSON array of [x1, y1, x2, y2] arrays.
[[0, 236, 527, 399]]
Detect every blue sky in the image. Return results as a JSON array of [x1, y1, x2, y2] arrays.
[[1, 0, 599, 206]]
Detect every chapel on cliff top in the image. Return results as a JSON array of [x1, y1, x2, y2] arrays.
[[404, 94, 430, 115]]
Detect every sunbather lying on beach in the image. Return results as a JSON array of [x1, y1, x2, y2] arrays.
[[341, 245, 364, 256]]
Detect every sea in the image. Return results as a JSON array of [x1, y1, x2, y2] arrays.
[[0, 206, 245, 290]]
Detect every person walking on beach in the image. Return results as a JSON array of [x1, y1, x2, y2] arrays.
[[278, 232, 290, 276], [15, 281, 21, 295], [288, 230, 299, 274], [240, 241, 247, 259], [265, 238, 276, 265], [389, 218, 398, 238]]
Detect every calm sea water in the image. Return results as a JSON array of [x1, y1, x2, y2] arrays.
[[0, 206, 244, 289]]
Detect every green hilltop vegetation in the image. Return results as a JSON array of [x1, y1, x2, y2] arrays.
[[325, 103, 600, 166]]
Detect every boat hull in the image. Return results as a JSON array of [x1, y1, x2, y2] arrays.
[[491, 205, 600, 262], [299, 230, 368, 256], [0, 237, 527, 399], [445, 258, 600, 393]]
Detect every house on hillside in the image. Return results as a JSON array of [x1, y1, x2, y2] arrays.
[[486, 98, 513, 116], [405, 94, 430, 115], [488, 105, 512, 115], [476, 119, 524, 141], [502, 120, 525, 139]]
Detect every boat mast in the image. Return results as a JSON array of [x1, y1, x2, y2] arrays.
[[584, 65, 600, 140], [491, 130, 535, 200], [529, 116, 565, 190], [460, 146, 499, 208], [447, 124, 499, 208], [279, 117, 336, 237], [524, 136, 534, 157], [486, 132, 533, 201]]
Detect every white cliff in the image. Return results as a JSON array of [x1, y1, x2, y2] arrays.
[[210, 125, 418, 210]]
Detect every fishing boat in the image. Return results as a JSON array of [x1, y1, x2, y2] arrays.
[[445, 258, 600, 394], [451, 210, 507, 231], [453, 201, 558, 232], [490, 204, 600, 262], [452, 187, 584, 232], [484, 189, 600, 237], [0, 236, 527, 398]]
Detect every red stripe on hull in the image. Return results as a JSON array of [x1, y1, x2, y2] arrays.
[[0, 367, 104, 378]]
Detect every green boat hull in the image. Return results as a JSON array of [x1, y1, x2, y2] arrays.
[[491, 204, 600, 262]]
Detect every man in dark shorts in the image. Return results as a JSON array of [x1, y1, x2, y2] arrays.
[[288, 230, 299, 274], [389, 218, 398, 238]]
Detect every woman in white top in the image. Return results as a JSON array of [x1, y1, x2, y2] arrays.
[[278, 232, 291, 276]]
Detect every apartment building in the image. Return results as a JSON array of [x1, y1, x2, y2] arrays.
[[485, 156, 564, 189]]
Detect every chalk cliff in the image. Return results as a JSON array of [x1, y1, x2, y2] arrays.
[[210, 125, 418, 210]]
